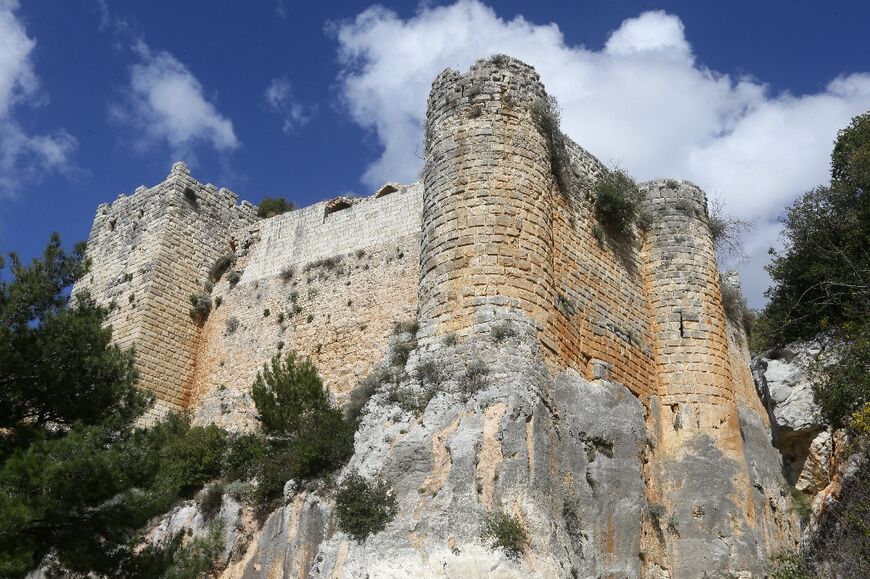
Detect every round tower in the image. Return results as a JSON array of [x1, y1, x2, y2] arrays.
[[418, 56, 555, 342], [641, 180, 737, 435]]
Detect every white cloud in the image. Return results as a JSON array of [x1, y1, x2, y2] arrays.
[[264, 77, 313, 132], [333, 0, 870, 306], [111, 41, 238, 161], [0, 0, 76, 197], [604, 10, 691, 61]]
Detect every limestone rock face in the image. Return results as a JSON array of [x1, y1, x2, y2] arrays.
[[753, 341, 824, 435], [752, 341, 831, 493], [224, 337, 649, 578]]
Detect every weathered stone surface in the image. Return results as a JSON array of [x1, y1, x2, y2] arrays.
[[74, 55, 799, 577], [752, 341, 832, 493], [220, 334, 647, 579]]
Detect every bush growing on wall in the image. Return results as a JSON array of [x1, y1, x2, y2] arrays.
[[257, 196, 294, 218], [593, 169, 644, 238], [481, 510, 528, 557], [530, 96, 577, 196], [189, 293, 212, 324]]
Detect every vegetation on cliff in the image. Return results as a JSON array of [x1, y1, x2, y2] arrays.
[[0, 238, 253, 577], [757, 111, 870, 577], [754, 111, 870, 433]]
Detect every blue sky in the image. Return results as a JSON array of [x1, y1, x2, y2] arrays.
[[1, 0, 868, 307]]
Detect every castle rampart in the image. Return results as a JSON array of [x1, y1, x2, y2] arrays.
[[641, 180, 736, 429], [419, 58, 554, 343], [77, 58, 745, 418], [76, 162, 258, 415]]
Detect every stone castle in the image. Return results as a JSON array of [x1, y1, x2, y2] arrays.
[[76, 56, 797, 577]]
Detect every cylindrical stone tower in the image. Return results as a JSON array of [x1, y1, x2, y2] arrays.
[[418, 56, 555, 342], [641, 180, 737, 434], [641, 180, 760, 576]]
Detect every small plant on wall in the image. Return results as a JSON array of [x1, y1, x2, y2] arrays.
[[593, 168, 645, 239]]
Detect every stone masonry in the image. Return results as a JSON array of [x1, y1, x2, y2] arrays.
[[77, 55, 797, 575]]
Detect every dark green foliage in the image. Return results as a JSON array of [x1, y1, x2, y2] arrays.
[[251, 353, 354, 496], [252, 352, 332, 436], [154, 420, 227, 497], [227, 271, 241, 287], [491, 321, 517, 343], [335, 471, 398, 541], [199, 482, 225, 520], [442, 332, 458, 346], [0, 236, 254, 577], [647, 503, 666, 520], [756, 183, 869, 346], [770, 551, 812, 579], [392, 319, 419, 335], [222, 433, 266, 482], [0, 235, 146, 432], [459, 359, 489, 399], [481, 510, 528, 557], [753, 111, 870, 430], [257, 196, 294, 218], [831, 111, 870, 191], [280, 266, 294, 282], [303, 256, 342, 273], [490, 53, 510, 67], [389, 319, 419, 368], [0, 413, 234, 577], [415, 359, 445, 389], [811, 333, 870, 429], [593, 169, 644, 238], [592, 223, 605, 245], [225, 316, 240, 335], [126, 522, 224, 579], [189, 293, 212, 324], [390, 340, 415, 368], [209, 253, 235, 282]]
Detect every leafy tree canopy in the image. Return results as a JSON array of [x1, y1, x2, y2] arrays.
[[0, 236, 248, 577], [754, 111, 870, 431]]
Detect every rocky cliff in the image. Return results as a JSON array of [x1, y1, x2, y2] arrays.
[[73, 55, 803, 578]]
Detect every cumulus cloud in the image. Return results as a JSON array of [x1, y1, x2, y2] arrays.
[[264, 77, 313, 132], [333, 0, 870, 306], [111, 41, 238, 161], [0, 0, 76, 197]]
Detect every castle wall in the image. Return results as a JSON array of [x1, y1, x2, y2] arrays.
[[419, 59, 554, 341], [188, 236, 420, 427], [547, 180, 657, 397], [187, 188, 422, 429], [242, 183, 422, 283], [640, 180, 737, 432], [76, 163, 258, 415], [419, 57, 658, 397]]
